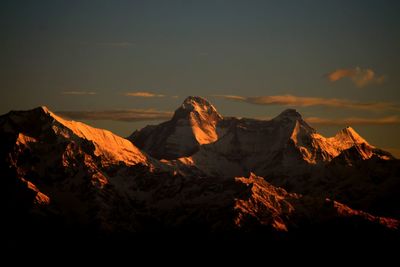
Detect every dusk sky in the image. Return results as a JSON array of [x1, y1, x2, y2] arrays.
[[1, 0, 400, 156]]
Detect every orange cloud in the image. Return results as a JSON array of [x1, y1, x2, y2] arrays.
[[327, 67, 385, 88], [327, 69, 356, 82], [214, 94, 399, 111], [57, 109, 173, 122], [125, 91, 165, 98], [305, 116, 400, 126]]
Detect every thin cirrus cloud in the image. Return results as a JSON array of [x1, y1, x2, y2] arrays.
[[125, 91, 165, 98], [305, 116, 400, 126], [214, 94, 399, 111], [62, 91, 97, 95], [326, 67, 385, 88], [56, 109, 173, 122]]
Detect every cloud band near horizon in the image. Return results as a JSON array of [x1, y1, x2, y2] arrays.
[[214, 94, 399, 111], [56, 108, 400, 126], [125, 91, 165, 98], [56, 109, 173, 122], [305, 116, 400, 126]]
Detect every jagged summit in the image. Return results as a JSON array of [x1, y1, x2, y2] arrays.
[[272, 108, 316, 142], [334, 126, 369, 146], [173, 96, 222, 122], [130, 96, 390, 165], [272, 108, 314, 132], [340, 126, 362, 138], [39, 106, 50, 113], [274, 108, 302, 120], [1, 104, 400, 245], [23, 106, 52, 115], [2, 106, 149, 166], [8, 106, 51, 117], [182, 96, 214, 108], [130, 96, 222, 159]]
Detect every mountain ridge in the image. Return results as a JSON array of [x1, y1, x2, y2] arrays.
[[131, 96, 392, 163], [130, 96, 399, 219], [1, 100, 399, 247], [3, 105, 151, 167]]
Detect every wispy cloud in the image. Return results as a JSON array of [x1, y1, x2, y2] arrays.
[[62, 91, 96, 95], [305, 116, 400, 126], [125, 91, 165, 98], [56, 109, 173, 122], [326, 67, 385, 88], [214, 94, 399, 111]]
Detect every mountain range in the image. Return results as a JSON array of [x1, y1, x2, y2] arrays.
[[2, 96, 399, 249]]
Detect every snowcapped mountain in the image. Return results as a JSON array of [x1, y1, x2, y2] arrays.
[[1, 102, 399, 248], [129, 96, 223, 159], [0, 106, 159, 235], [131, 97, 391, 166], [177, 109, 391, 176], [130, 96, 400, 219], [3, 106, 150, 166]]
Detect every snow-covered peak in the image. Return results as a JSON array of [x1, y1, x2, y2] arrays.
[[334, 126, 369, 146], [38, 106, 50, 113], [24, 106, 58, 121], [172, 96, 222, 145], [173, 96, 222, 121], [271, 108, 316, 149], [182, 96, 216, 109], [130, 96, 223, 159], [29, 106, 54, 117], [274, 109, 302, 121], [4, 107, 150, 166], [130, 96, 390, 166]]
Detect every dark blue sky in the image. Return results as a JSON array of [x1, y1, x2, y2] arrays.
[[1, 0, 400, 155]]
